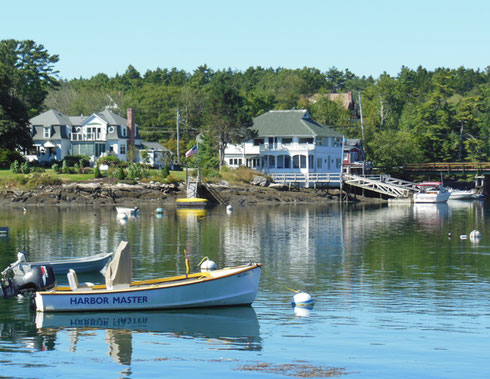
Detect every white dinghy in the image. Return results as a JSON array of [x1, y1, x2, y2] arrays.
[[33, 241, 262, 313]]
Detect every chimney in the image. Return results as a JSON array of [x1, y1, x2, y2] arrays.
[[127, 108, 135, 147]]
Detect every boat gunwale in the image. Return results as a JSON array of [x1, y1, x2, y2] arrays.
[[24, 251, 113, 266], [38, 263, 262, 296]]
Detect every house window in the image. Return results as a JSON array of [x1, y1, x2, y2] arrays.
[[285, 156, 291, 169], [293, 155, 300, 169], [317, 158, 322, 168], [300, 155, 306, 168], [309, 155, 314, 169], [333, 137, 342, 147], [120, 144, 126, 154], [253, 138, 264, 146], [238, 159, 242, 166], [268, 155, 275, 168], [122, 127, 127, 137], [277, 155, 284, 169], [351, 151, 359, 162], [299, 138, 313, 144], [44, 127, 51, 138], [281, 138, 292, 144], [336, 158, 341, 168]]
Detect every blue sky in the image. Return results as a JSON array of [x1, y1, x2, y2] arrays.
[[2, 0, 489, 80]]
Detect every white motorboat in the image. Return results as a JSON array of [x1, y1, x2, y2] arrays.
[[413, 182, 451, 203], [448, 188, 482, 200]]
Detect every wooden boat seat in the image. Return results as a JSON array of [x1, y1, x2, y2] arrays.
[[67, 269, 94, 291]]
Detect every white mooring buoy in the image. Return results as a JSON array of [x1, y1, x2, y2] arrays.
[[200, 259, 217, 272], [292, 292, 315, 307], [469, 230, 482, 240]]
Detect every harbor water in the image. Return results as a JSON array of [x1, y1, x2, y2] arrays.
[[0, 200, 489, 378]]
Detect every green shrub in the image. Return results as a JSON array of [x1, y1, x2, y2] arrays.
[[127, 163, 145, 180], [94, 165, 102, 178], [10, 160, 20, 174], [20, 162, 32, 174], [62, 160, 69, 174], [63, 155, 90, 167], [112, 167, 125, 180], [160, 165, 170, 179], [52, 163, 60, 173], [97, 155, 121, 166]]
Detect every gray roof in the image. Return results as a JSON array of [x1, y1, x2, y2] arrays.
[[138, 142, 171, 153], [253, 110, 343, 138], [30, 109, 141, 139], [32, 125, 69, 140], [30, 109, 72, 126]]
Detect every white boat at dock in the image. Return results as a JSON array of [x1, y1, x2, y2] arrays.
[[115, 206, 139, 216], [413, 182, 451, 203], [448, 188, 482, 200]]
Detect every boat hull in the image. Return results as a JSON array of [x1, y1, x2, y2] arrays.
[[413, 191, 451, 203], [18, 252, 113, 276], [116, 207, 139, 216], [35, 264, 261, 312]]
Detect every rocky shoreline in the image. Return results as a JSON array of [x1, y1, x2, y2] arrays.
[[0, 181, 359, 206]]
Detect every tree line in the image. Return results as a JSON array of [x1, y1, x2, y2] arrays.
[[1, 39, 489, 174]]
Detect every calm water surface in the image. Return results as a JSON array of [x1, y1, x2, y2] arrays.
[[0, 200, 489, 378]]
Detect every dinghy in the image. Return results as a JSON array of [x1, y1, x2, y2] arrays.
[[3, 251, 113, 278]]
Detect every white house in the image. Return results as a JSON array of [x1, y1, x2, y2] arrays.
[[26, 108, 171, 167], [224, 109, 344, 178]]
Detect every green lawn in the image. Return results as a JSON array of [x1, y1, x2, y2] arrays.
[[0, 168, 187, 187]]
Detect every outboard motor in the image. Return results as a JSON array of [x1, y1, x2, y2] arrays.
[[1, 265, 56, 299]]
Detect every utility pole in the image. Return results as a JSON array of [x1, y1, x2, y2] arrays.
[[357, 91, 365, 142], [176, 109, 181, 166]]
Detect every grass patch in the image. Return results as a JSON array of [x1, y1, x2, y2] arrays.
[[220, 166, 267, 184]]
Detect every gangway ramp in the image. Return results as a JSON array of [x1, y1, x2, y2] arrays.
[[343, 174, 416, 198]]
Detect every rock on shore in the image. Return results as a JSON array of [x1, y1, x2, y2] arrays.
[[0, 181, 348, 206]]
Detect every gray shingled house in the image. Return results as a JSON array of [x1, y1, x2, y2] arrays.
[[26, 108, 170, 168]]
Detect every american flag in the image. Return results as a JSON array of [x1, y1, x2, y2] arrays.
[[185, 145, 198, 158]]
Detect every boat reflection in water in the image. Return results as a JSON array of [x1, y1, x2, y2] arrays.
[[413, 203, 449, 230], [36, 306, 261, 365]]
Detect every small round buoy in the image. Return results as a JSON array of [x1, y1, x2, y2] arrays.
[[469, 230, 481, 239], [292, 292, 315, 307], [448, 232, 452, 238], [200, 259, 217, 272], [459, 234, 467, 240], [226, 204, 233, 212], [155, 208, 164, 214]]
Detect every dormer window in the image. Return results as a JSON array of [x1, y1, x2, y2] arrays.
[[122, 126, 127, 137], [44, 127, 51, 138]]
